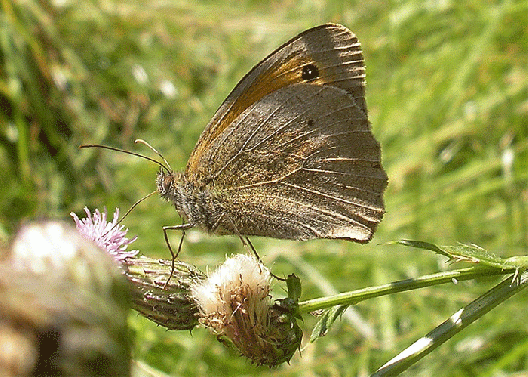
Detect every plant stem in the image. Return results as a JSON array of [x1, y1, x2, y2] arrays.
[[373, 270, 528, 376], [297, 266, 512, 314]]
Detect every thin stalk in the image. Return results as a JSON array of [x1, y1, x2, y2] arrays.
[[372, 270, 528, 376], [298, 266, 513, 314]]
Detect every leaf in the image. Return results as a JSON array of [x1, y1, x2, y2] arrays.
[[396, 240, 528, 270], [286, 273, 302, 301], [309, 305, 348, 342], [396, 240, 451, 257]]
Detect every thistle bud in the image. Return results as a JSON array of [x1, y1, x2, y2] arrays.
[[124, 257, 205, 330]]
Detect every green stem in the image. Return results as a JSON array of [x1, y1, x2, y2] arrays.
[[373, 270, 528, 376], [297, 266, 512, 314]]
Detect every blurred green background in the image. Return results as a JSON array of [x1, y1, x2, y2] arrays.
[[1, 0, 527, 375]]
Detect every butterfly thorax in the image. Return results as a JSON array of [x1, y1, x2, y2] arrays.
[[156, 169, 217, 229]]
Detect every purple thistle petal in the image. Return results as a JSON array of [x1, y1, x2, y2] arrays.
[[71, 207, 138, 263]]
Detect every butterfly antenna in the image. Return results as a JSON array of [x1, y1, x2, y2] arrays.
[[80, 143, 166, 231], [135, 139, 173, 173], [80, 144, 171, 174]]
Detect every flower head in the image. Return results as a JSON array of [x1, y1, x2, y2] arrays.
[[191, 254, 302, 366], [5, 221, 132, 375], [71, 207, 138, 263]]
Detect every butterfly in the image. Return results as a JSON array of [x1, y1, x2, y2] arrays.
[[156, 23, 387, 244]]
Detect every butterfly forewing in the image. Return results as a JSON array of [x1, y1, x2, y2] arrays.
[[186, 23, 367, 177]]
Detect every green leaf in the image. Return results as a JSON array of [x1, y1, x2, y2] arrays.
[[286, 273, 302, 301], [396, 240, 528, 270], [396, 240, 451, 257], [309, 305, 348, 343]]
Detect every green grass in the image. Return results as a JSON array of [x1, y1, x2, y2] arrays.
[[1, 0, 528, 375]]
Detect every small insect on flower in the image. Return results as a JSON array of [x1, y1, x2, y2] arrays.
[[71, 207, 138, 263], [191, 254, 302, 366]]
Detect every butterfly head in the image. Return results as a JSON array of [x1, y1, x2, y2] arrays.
[[157, 169, 181, 201], [156, 169, 199, 225]]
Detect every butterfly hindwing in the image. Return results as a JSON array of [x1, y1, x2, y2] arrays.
[[196, 83, 386, 241]]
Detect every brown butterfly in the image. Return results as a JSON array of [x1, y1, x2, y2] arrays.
[[156, 23, 387, 244]]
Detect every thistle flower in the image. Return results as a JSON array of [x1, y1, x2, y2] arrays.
[[69, 208, 302, 358], [191, 254, 302, 366], [70, 206, 204, 330], [3, 222, 131, 376], [71, 207, 138, 263]]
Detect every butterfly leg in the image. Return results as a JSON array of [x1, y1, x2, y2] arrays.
[[240, 236, 286, 281], [163, 223, 194, 287]]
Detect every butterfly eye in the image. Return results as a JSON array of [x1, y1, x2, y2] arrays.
[[301, 63, 319, 81]]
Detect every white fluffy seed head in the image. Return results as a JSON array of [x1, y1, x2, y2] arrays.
[[190, 254, 303, 366], [191, 253, 271, 324]]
